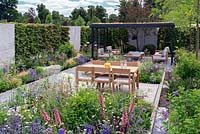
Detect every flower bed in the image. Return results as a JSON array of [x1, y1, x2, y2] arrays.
[[165, 49, 200, 133], [139, 62, 164, 84], [0, 77, 152, 134], [0, 54, 89, 93]]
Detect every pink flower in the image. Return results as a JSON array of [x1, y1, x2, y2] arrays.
[[121, 111, 130, 132], [128, 99, 135, 114], [60, 55, 65, 61], [98, 92, 105, 119], [54, 108, 62, 126], [41, 109, 51, 123]]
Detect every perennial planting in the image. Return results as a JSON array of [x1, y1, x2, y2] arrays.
[[0, 73, 152, 134]]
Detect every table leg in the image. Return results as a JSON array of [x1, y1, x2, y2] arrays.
[[136, 70, 139, 89], [132, 76, 135, 96]]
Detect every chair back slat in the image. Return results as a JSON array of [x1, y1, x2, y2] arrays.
[[112, 68, 130, 75], [76, 66, 93, 72], [94, 67, 110, 73], [109, 61, 120, 66], [127, 62, 140, 67]]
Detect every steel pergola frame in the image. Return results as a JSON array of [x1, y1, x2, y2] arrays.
[[90, 22, 175, 65]]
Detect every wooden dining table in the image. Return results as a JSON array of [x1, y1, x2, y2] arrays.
[[81, 63, 139, 92]]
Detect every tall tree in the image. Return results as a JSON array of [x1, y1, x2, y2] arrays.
[[118, 0, 152, 22], [16, 12, 26, 23], [60, 15, 71, 26], [74, 15, 85, 26], [95, 5, 107, 22], [0, 0, 18, 22], [35, 16, 41, 23], [87, 16, 101, 26], [87, 5, 96, 20], [25, 7, 36, 23], [36, 3, 50, 23], [108, 14, 118, 22], [70, 7, 88, 23], [52, 10, 61, 25], [45, 13, 52, 24], [153, 0, 199, 58]]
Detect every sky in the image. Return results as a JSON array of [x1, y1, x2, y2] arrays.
[[17, 0, 120, 17]]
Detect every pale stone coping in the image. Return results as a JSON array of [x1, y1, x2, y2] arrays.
[[149, 71, 166, 134]]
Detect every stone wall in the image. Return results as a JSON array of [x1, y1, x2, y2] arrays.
[[0, 24, 15, 67], [68, 26, 81, 51]]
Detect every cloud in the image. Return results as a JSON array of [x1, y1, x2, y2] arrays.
[[17, 0, 119, 16], [105, 7, 118, 15], [17, 4, 37, 13]]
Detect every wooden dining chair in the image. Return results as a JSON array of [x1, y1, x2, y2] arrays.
[[127, 61, 140, 89], [76, 66, 94, 88], [94, 67, 111, 90], [109, 61, 120, 66], [91, 60, 105, 65], [127, 61, 140, 67], [112, 68, 135, 94]]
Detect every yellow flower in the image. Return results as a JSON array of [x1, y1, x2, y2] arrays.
[[10, 77, 22, 86], [104, 62, 111, 68]]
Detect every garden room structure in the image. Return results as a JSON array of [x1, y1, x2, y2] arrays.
[[90, 22, 175, 65]]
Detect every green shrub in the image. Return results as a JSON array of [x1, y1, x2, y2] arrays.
[[139, 62, 163, 84], [59, 90, 100, 131], [168, 77, 200, 94], [15, 24, 69, 69], [168, 88, 200, 134], [0, 78, 11, 92], [174, 49, 200, 79], [0, 110, 8, 125], [62, 59, 77, 70], [104, 92, 131, 117], [143, 44, 156, 55], [123, 44, 137, 53], [58, 42, 76, 58], [128, 99, 152, 134]]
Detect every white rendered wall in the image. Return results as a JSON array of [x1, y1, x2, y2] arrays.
[[0, 24, 15, 67], [68, 26, 81, 51]]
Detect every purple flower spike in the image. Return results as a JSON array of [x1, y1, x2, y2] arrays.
[[58, 128, 66, 134], [103, 128, 111, 134]]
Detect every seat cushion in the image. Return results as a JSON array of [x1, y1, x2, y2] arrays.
[[79, 76, 92, 81], [95, 76, 110, 82], [114, 77, 131, 84], [106, 46, 112, 52]]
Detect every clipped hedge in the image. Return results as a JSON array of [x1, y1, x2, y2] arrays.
[[81, 26, 91, 47], [157, 27, 196, 50], [15, 24, 69, 68]]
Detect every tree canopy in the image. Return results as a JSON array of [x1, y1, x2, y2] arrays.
[[118, 0, 153, 22], [75, 15, 86, 26], [0, 0, 18, 22], [36, 3, 50, 24]]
